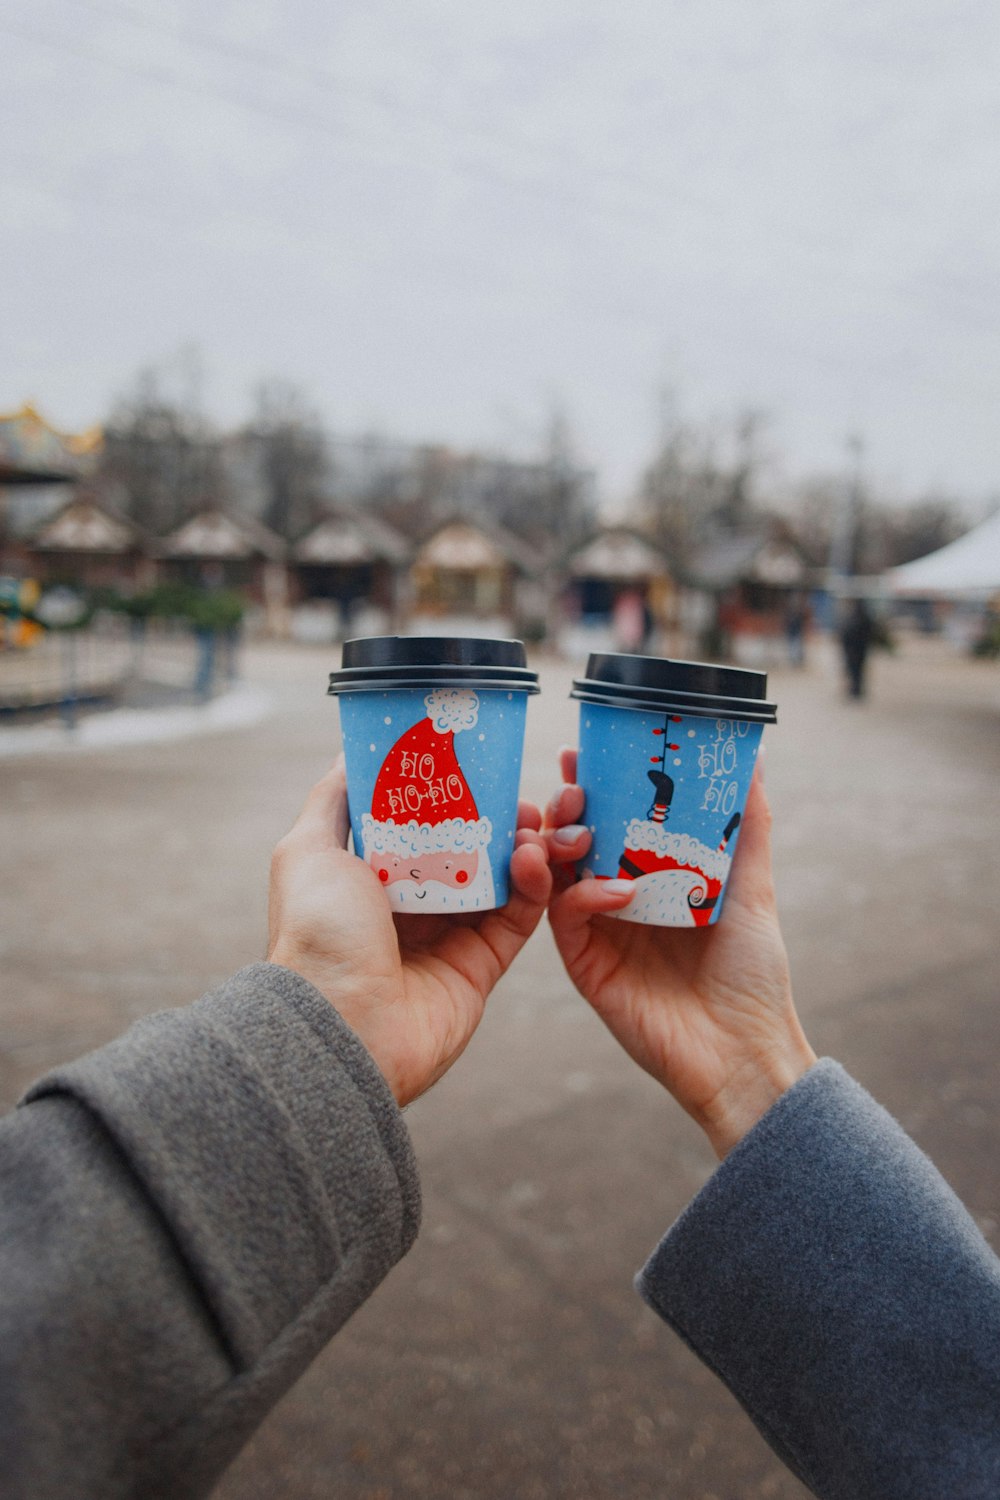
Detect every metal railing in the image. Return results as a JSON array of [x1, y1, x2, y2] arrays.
[[0, 615, 216, 721]]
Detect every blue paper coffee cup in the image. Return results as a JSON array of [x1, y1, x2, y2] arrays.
[[571, 654, 777, 928], [329, 637, 539, 913]]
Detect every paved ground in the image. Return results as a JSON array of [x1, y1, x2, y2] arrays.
[[3, 636, 999, 1499]]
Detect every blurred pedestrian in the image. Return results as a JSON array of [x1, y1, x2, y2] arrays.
[[839, 596, 875, 698], [612, 588, 646, 653], [784, 591, 807, 667]]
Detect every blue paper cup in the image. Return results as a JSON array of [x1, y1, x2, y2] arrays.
[[329, 637, 539, 913], [571, 654, 777, 927]]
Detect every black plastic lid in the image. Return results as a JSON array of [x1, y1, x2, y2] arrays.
[[571, 652, 777, 723], [328, 635, 540, 695]]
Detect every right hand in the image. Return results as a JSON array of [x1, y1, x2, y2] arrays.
[[545, 750, 816, 1157], [268, 757, 551, 1108]]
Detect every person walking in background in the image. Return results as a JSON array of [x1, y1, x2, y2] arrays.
[[784, 591, 808, 667], [839, 596, 875, 698], [612, 587, 646, 653]]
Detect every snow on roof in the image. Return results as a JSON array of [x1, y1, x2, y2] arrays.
[[415, 520, 537, 574], [31, 496, 140, 553], [567, 528, 669, 579], [292, 509, 409, 565], [157, 508, 285, 561]]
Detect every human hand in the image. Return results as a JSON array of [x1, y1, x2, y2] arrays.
[[545, 749, 816, 1157], [268, 757, 551, 1107]]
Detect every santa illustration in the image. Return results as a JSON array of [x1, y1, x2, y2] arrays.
[[361, 688, 495, 912], [604, 715, 741, 927]]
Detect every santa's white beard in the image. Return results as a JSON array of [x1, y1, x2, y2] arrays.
[[611, 868, 711, 927], [384, 864, 496, 914]]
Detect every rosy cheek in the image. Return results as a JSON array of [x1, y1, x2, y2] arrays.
[[455, 870, 469, 885]]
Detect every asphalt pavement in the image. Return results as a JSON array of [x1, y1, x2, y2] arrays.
[[2, 635, 999, 1500]]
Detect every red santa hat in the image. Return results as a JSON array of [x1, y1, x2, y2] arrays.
[[361, 689, 493, 859]]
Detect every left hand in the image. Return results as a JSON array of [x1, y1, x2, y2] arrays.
[[267, 757, 552, 1106], [544, 749, 815, 1157]]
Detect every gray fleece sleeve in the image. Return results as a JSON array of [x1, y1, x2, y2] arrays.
[[636, 1058, 1000, 1499], [0, 962, 420, 1500]]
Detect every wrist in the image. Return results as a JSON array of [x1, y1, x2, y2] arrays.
[[266, 947, 407, 1105], [699, 1035, 818, 1159]]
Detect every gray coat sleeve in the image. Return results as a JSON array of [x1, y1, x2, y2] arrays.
[[636, 1058, 1000, 1500], [0, 962, 420, 1500]]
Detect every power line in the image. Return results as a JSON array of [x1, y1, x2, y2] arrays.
[[72, 0, 399, 116], [69, 0, 762, 235], [16, 0, 850, 249], [6, 7, 1000, 380], [6, 128, 990, 414], [67, 0, 1000, 337], [25, 1, 1000, 351], [2, 15, 356, 149], [0, 11, 617, 222]]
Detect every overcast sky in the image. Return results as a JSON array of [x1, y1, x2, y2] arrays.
[[4, 0, 1000, 510]]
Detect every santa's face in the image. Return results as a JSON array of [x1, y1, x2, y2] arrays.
[[366, 847, 495, 912], [369, 849, 479, 894]]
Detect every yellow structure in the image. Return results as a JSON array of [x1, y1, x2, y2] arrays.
[[0, 402, 102, 484]]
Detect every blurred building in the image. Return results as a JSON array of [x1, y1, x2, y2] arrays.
[[0, 404, 103, 576], [0, 402, 101, 487], [408, 519, 541, 639], [26, 494, 151, 592], [687, 526, 812, 665], [559, 526, 676, 656], [3, 406, 604, 647], [155, 508, 287, 630], [288, 508, 410, 642]]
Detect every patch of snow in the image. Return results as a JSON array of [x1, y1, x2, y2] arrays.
[[0, 686, 273, 759]]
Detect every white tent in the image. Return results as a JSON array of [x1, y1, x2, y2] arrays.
[[889, 510, 1000, 598]]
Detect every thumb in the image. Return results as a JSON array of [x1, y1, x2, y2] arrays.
[[287, 756, 352, 853]]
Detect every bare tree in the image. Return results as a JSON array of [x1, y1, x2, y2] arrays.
[[245, 381, 329, 539], [100, 367, 218, 533], [865, 496, 969, 571], [637, 397, 769, 571], [784, 477, 842, 568], [784, 474, 969, 575], [325, 404, 596, 550], [486, 405, 595, 549], [712, 409, 769, 531]]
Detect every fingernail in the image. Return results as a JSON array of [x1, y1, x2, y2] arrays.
[[601, 879, 635, 898], [553, 824, 587, 845]]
